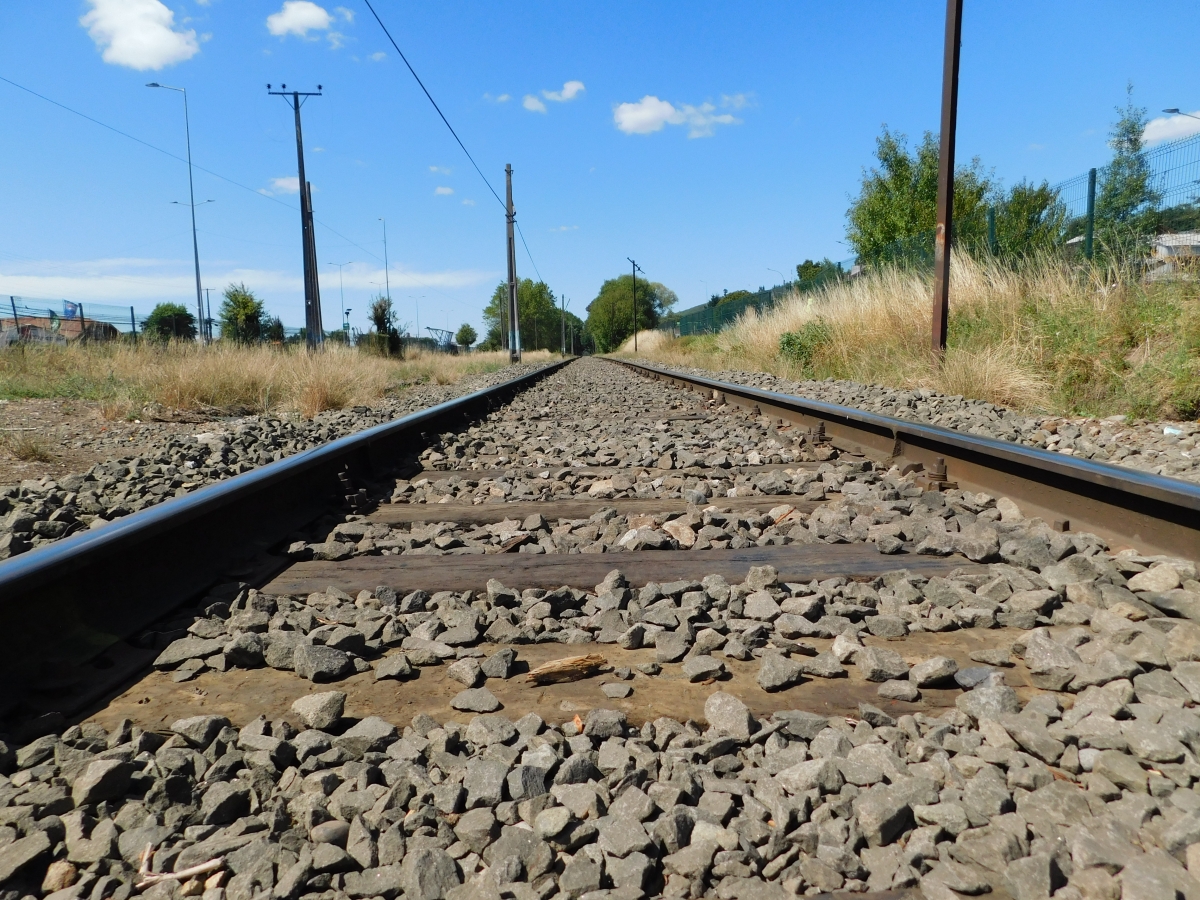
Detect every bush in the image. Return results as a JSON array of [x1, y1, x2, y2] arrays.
[[143, 303, 197, 342], [779, 319, 832, 369]]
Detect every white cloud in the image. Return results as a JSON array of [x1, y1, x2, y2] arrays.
[[369, 51, 386, 61], [79, 0, 199, 71], [434, 186, 454, 195], [335, 6, 354, 22], [429, 165, 451, 174], [261, 176, 300, 195], [550, 225, 578, 232], [613, 94, 740, 138], [523, 95, 547, 113], [497, 93, 510, 103], [266, 1, 332, 38], [462, 199, 475, 206], [543, 80, 585, 102], [1144, 111, 1200, 145]]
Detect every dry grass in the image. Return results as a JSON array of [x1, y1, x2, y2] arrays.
[[618, 252, 1200, 418], [0, 431, 56, 462], [0, 343, 541, 419]]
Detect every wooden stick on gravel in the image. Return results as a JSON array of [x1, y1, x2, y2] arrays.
[[525, 654, 607, 685], [136, 858, 224, 890]]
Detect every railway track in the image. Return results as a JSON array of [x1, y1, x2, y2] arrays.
[[1, 357, 1199, 900]]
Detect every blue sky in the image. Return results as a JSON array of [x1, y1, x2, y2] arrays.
[[1, 1, 1198, 337]]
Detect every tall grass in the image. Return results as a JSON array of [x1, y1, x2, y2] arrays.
[[0, 343, 544, 419], [620, 252, 1200, 418]]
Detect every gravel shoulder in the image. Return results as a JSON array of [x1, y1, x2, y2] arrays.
[[628, 359, 1200, 486], [0, 361, 553, 559]]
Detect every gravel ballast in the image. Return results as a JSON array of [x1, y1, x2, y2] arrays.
[[632, 360, 1200, 486]]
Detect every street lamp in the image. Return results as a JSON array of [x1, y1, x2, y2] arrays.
[[1163, 109, 1200, 121], [344, 308, 352, 335], [328, 261, 352, 335], [408, 296, 424, 338], [147, 82, 205, 343], [767, 267, 785, 283]]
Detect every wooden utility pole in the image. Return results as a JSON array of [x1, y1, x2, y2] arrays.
[[269, 85, 324, 348], [505, 164, 521, 362], [628, 258, 642, 352], [931, 0, 962, 357]]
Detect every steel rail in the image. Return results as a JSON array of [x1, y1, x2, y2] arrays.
[[610, 359, 1200, 561], [0, 359, 570, 695]]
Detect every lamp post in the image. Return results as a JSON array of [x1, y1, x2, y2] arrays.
[[767, 267, 785, 283], [147, 81, 205, 343], [409, 296, 424, 338], [344, 308, 352, 338], [1163, 109, 1200, 121], [328, 261, 352, 335]]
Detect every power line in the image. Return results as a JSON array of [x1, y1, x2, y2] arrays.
[[514, 222, 544, 284], [361, 0, 505, 211], [0, 73, 386, 268], [360, 1, 549, 285]]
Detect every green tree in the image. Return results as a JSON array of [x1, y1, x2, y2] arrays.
[[218, 283, 265, 343], [992, 180, 1068, 258], [846, 126, 993, 264], [480, 279, 584, 352], [262, 316, 285, 343], [142, 302, 197, 342], [584, 274, 677, 351], [794, 259, 844, 289], [454, 323, 477, 348], [1096, 85, 1160, 232]]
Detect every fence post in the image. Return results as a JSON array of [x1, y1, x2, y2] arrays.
[[10, 297, 21, 334], [130, 306, 137, 341], [987, 206, 997, 255], [79, 303, 85, 340], [1084, 168, 1097, 261]]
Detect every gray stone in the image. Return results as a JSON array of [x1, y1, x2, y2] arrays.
[[534, 806, 572, 841], [682, 654, 725, 682], [799, 651, 845, 678], [481, 648, 516, 679], [451, 687, 501, 713], [956, 665, 1001, 689], [601, 682, 633, 699], [910, 656, 959, 687], [867, 615, 909, 638], [201, 781, 250, 825], [704, 691, 756, 740], [264, 630, 303, 669], [170, 714, 230, 747], [154, 636, 224, 668], [0, 830, 51, 882], [584, 708, 627, 739], [854, 786, 913, 846], [607, 851, 653, 891], [555, 755, 602, 785], [336, 716, 398, 754], [454, 807, 498, 854], [757, 650, 805, 692], [777, 758, 844, 795], [744, 590, 782, 621], [344, 866, 405, 900], [506, 765, 547, 802], [1093, 750, 1148, 793], [655, 630, 691, 663], [1003, 854, 1062, 900], [447, 657, 483, 687], [558, 856, 602, 898], [400, 847, 461, 900], [224, 632, 264, 667], [878, 680, 920, 701], [311, 820, 351, 845], [957, 685, 1021, 721], [293, 643, 354, 682], [857, 646, 910, 682], [598, 815, 654, 858], [465, 758, 510, 807], [72, 759, 132, 806], [290, 691, 346, 729], [374, 653, 413, 681], [999, 716, 1065, 764]]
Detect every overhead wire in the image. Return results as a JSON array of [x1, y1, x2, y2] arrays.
[[361, 0, 550, 286]]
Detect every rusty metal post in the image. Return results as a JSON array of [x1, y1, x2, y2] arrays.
[[931, 0, 963, 358]]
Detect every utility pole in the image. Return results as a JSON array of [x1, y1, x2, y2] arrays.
[[505, 164, 521, 362], [560, 294, 567, 355], [930, 0, 962, 358], [379, 219, 392, 303], [628, 258, 643, 352], [268, 84, 324, 349], [1084, 168, 1097, 261], [146, 82, 205, 343], [329, 262, 351, 339], [203, 287, 213, 341]]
